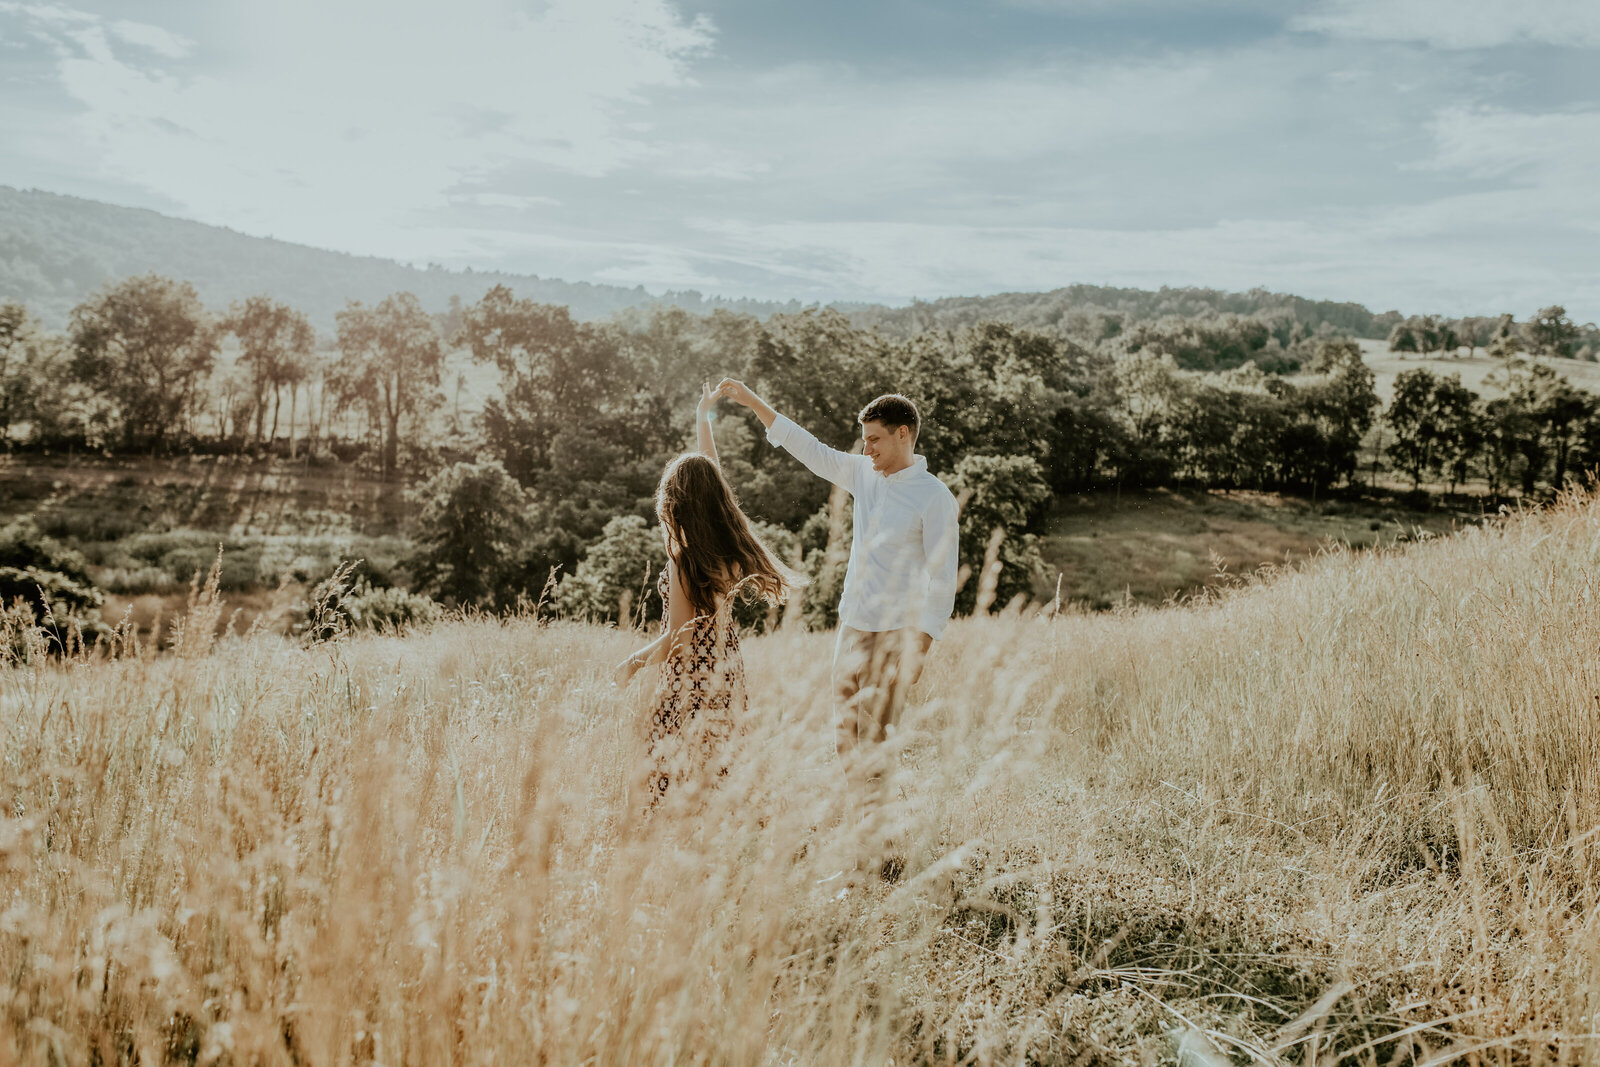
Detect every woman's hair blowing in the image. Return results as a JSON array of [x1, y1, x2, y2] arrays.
[[655, 453, 800, 618]]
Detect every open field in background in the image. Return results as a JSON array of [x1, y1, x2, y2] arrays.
[[1351, 339, 1600, 400], [0, 454, 414, 634], [2, 455, 1490, 626], [1038, 487, 1482, 607], [4, 489, 1600, 1062]]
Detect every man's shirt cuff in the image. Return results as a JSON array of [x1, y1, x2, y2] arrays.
[[766, 413, 795, 447]]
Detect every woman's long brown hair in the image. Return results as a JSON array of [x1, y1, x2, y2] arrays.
[[655, 453, 800, 618]]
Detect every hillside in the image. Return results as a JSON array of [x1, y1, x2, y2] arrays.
[[5, 186, 1416, 340], [846, 281, 1406, 339], [3, 489, 1598, 1061], [0, 186, 804, 329]]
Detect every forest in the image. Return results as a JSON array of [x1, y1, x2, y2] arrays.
[[1, 272, 1597, 646]]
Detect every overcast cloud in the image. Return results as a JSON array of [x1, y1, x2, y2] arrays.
[[0, 0, 1595, 318]]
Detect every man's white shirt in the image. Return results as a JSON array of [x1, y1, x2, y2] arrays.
[[766, 414, 960, 640]]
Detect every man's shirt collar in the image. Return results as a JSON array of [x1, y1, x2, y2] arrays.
[[881, 455, 928, 483]]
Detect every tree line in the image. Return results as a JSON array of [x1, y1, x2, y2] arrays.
[[2, 273, 1597, 623]]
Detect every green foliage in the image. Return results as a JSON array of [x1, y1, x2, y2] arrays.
[[1118, 312, 1307, 373], [297, 563, 440, 643], [848, 283, 1402, 343], [1386, 369, 1449, 489], [1527, 306, 1580, 360], [404, 459, 530, 607], [0, 301, 81, 446], [554, 515, 668, 625], [462, 287, 670, 576], [331, 292, 444, 479], [947, 455, 1050, 613], [223, 296, 315, 447], [69, 274, 218, 449], [0, 519, 104, 649], [1387, 315, 1457, 356]]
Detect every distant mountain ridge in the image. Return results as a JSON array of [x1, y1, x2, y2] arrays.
[[0, 186, 806, 330], [1, 185, 1405, 339]]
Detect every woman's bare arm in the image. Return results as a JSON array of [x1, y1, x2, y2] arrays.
[[611, 558, 696, 686], [696, 380, 718, 465]]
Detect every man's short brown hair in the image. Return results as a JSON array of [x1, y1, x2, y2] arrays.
[[858, 394, 919, 438]]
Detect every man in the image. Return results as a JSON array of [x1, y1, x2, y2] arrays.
[[715, 379, 959, 794]]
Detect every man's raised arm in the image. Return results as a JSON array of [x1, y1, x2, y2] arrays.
[[716, 378, 862, 492]]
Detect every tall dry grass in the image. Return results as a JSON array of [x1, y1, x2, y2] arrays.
[[5, 492, 1600, 1063]]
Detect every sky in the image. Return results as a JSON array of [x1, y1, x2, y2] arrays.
[[1, 0, 1597, 319]]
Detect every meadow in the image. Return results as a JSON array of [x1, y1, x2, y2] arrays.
[[2, 481, 1599, 1064]]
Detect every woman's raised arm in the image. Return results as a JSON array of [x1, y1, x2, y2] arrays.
[[696, 380, 719, 466]]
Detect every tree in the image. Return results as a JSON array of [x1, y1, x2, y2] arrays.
[[224, 296, 315, 453], [0, 302, 75, 446], [946, 455, 1050, 613], [1386, 368, 1445, 489], [1479, 397, 1530, 498], [1487, 314, 1522, 360], [554, 515, 669, 624], [1389, 315, 1457, 357], [1387, 320, 1419, 354], [1512, 362, 1592, 490], [1428, 374, 1481, 494], [404, 459, 530, 607], [1527, 306, 1580, 360], [331, 292, 444, 479], [69, 274, 218, 450], [460, 287, 668, 574], [1107, 350, 1182, 485], [1280, 340, 1379, 492]]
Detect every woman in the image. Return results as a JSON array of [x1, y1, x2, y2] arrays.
[[613, 383, 799, 813]]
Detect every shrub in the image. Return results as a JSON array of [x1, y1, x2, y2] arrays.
[[0, 520, 104, 650], [296, 565, 441, 643], [555, 515, 667, 625], [404, 460, 530, 608], [947, 455, 1050, 613]]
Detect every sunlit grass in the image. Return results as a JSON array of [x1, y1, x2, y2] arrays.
[[5, 491, 1600, 1062]]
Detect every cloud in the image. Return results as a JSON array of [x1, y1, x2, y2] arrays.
[[107, 18, 191, 58], [1292, 0, 1600, 49], [2, 0, 713, 251]]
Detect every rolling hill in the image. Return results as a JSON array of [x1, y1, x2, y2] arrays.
[[0, 185, 804, 329], [4, 185, 1418, 340]]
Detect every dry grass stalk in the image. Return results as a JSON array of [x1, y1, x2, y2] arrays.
[[4, 491, 1600, 1062]]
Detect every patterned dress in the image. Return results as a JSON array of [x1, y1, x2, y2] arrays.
[[642, 566, 748, 813]]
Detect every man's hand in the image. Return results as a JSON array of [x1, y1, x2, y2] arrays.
[[715, 378, 777, 429], [716, 378, 756, 407]]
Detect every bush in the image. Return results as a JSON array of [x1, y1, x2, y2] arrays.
[[555, 515, 667, 625], [0, 520, 104, 650], [296, 565, 441, 643], [404, 460, 530, 608], [947, 455, 1050, 613]]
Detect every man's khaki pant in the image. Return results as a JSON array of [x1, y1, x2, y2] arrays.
[[831, 626, 919, 788]]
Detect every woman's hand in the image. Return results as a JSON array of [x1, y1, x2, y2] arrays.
[[613, 655, 642, 688], [696, 380, 717, 420]]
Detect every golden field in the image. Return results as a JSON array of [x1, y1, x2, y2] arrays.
[[4, 491, 1600, 1064]]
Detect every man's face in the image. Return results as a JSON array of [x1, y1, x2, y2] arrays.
[[861, 420, 914, 472]]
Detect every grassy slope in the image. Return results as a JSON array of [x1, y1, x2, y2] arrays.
[[3, 492, 1599, 1062], [1037, 486, 1482, 608], [0, 454, 413, 633]]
